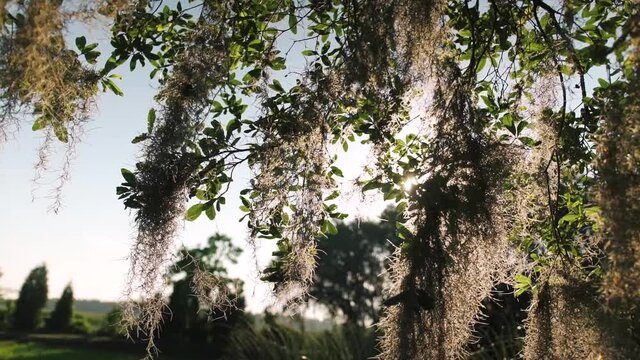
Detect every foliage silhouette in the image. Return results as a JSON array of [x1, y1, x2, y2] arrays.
[[310, 207, 400, 326], [13, 265, 48, 332], [161, 234, 249, 357], [46, 284, 74, 333]]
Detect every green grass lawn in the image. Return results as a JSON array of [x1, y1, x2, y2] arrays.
[[0, 340, 139, 360]]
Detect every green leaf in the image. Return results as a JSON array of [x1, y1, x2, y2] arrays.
[[84, 43, 98, 52], [186, 203, 204, 221], [102, 79, 124, 96], [288, 14, 297, 34], [322, 220, 338, 235], [501, 113, 516, 134], [247, 38, 263, 50], [321, 42, 330, 54], [205, 203, 216, 220], [121, 168, 136, 185], [226, 118, 239, 133], [515, 120, 528, 136], [560, 64, 573, 75], [476, 56, 487, 72], [242, 67, 262, 83], [597, 78, 609, 88], [325, 190, 340, 201], [240, 196, 250, 208], [481, 95, 496, 110], [53, 125, 69, 143], [330, 166, 343, 177], [269, 79, 285, 93], [515, 274, 531, 285], [131, 133, 148, 143], [519, 136, 541, 147], [211, 100, 223, 113], [147, 108, 156, 133], [515, 286, 529, 297], [559, 213, 580, 224], [514, 273, 532, 296], [362, 180, 381, 192], [584, 206, 600, 222], [32, 117, 47, 131], [101, 56, 119, 76], [195, 189, 207, 200], [75, 36, 86, 50], [396, 201, 408, 213], [396, 222, 414, 240], [84, 49, 100, 64]]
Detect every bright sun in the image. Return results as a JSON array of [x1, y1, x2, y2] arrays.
[[403, 177, 417, 192]]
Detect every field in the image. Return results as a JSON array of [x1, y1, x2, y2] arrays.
[[0, 337, 211, 360], [0, 340, 139, 360]]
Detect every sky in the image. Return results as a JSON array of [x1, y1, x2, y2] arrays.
[[0, 14, 388, 313]]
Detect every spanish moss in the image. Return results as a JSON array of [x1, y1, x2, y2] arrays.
[[378, 58, 516, 359], [121, 3, 233, 355]]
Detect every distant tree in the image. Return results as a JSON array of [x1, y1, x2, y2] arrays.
[[0, 268, 3, 301], [13, 265, 48, 331], [0, 301, 12, 331], [163, 233, 248, 354], [0, 269, 7, 330], [46, 283, 73, 332], [310, 207, 400, 326]]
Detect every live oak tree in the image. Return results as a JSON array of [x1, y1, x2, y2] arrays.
[[46, 283, 74, 332], [164, 233, 247, 351], [0, 0, 638, 358], [310, 207, 400, 327], [13, 265, 48, 331]]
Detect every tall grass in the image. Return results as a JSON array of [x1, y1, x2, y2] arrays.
[[223, 322, 377, 360]]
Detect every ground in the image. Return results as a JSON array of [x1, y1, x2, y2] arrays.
[[0, 340, 139, 360]]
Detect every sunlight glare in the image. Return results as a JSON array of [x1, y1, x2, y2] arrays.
[[403, 176, 417, 192]]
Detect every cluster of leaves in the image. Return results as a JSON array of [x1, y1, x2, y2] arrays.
[[445, 0, 634, 288], [442, 0, 639, 358], [0, 1, 137, 141], [108, 0, 367, 308], [352, 0, 638, 357], [105, 1, 197, 80]]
